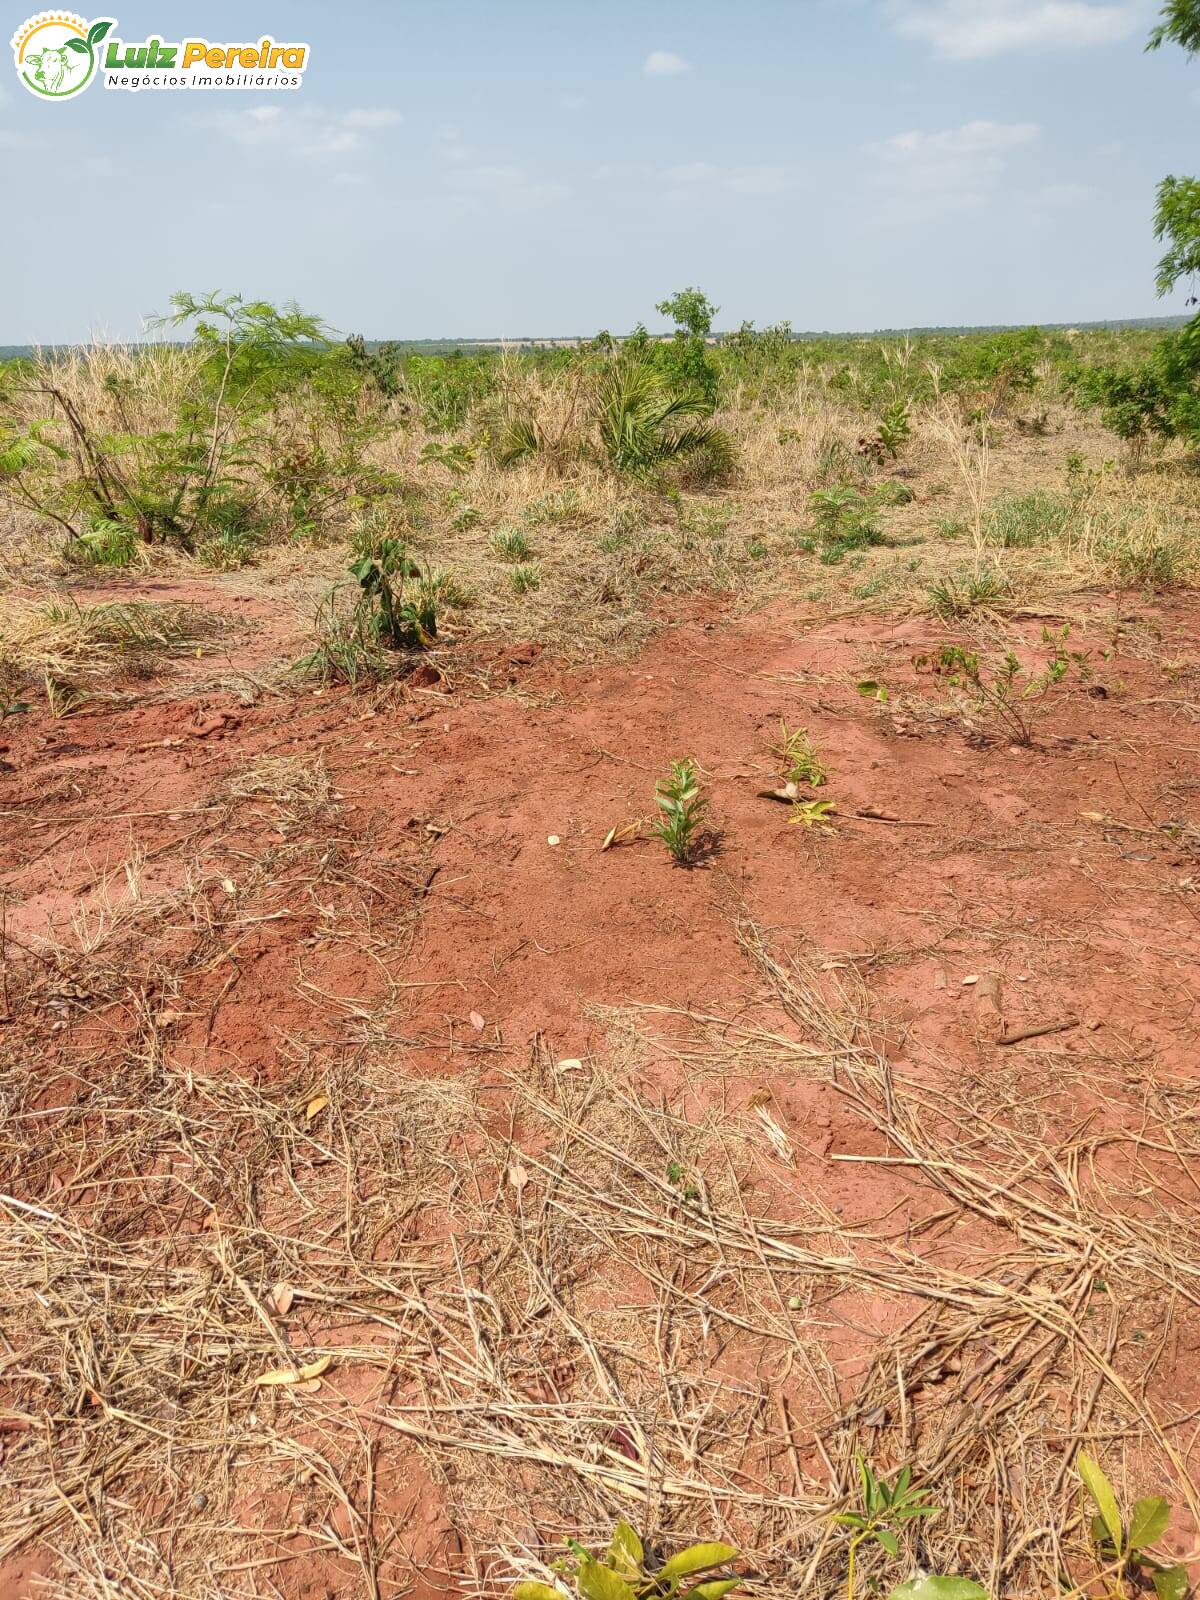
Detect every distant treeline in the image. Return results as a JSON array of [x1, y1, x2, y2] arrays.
[[0, 314, 1189, 364]]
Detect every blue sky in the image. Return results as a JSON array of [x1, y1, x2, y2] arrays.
[[1, 0, 1196, 339]]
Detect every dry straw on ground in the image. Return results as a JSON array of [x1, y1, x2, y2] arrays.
[[2, 901, 1195, 1598]]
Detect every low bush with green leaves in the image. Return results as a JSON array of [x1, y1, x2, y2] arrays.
[[916, 627, 1084, 745], [514, 1523, 740, 1600], [594, 355, 732, 479], [809, 485, 887, 564], [69, 515, 140, 568], [1, 292, 399, 554], [348, 538, 438, 649]]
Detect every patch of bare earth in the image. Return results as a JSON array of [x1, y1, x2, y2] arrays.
[[1, 574, 1199, 1600]]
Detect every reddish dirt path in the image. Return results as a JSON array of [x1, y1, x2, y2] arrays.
[[2, 583, 1200, 1594]]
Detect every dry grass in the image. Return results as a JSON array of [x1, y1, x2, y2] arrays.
[[4, 898, 1196, 1598], [0, 596, 223, 713]]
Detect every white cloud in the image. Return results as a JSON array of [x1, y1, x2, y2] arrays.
[[0, 127, 46, 150], [447, 163, 571, 213], [885, 0, 1143, 58], [660, 161, 796, 196], [342, 107, 403, 129], [210, 104, 401, 157], [643, 49, 691, 75], [869, 118, 1040, 218], [1032, 180, 1097, 205]]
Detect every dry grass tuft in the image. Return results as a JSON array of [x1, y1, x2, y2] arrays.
[[0, 596, 223, 712]]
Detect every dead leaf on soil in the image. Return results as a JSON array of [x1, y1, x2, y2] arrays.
[[757, 781, 801, 804], [270, 1282, 295, 1317], [602, 821, 641, 851], [508, 1162, 529, 1190], [304, 1094, 328, 1122], [254, 1354, 332, 1388], [469, 1011, 485, 1031]]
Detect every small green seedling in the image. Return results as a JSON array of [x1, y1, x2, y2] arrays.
[[789, 799, 837, 833], [1078, 1451, 1187, 1600], [774, 720, 827, 787], [856, 679, 890, 703], [348, 539, 437, 650], [877, 399, 912, 459], [652, 758, 708, 865], [514, 1522, 741, 1600], [666, 1161, 701, 1205], [833, 1455, 942, 1600]]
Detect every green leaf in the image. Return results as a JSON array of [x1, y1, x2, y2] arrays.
[[686, 1581, 740, 1600], [576, 1564, 636, 1600], [888, 1579, 988, 1600], [606, 1522, 644, 1578], [875, 1530, 900, 1557], [1129, 1497, 1171, 1552], [893, 1466, 913, 1502], [1151, 1564, 1189, 1600], [87, 18, 113, 43], [513, 1585, 564, 1600], [856, 679, 889, 702], [833, 1513, 867, 1530], [65, 37, 89, 51], [659, 1544, 738, 1582], [1078, 1452, 1123, 1555]]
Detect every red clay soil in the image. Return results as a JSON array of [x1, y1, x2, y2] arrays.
[[2, 578, 1200, 1596]]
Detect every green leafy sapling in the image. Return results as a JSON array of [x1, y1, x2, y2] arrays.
[[651, 758, 708, 864], [916, 626, 1084, 746], [774, 720, 827, 788], [348, 538, 437, 649], [514, 1522, 741, 1600], [834, 1456, 941, 1599], [832, 1456, 987, 1600], [1078, 1451, 1188, 1600]]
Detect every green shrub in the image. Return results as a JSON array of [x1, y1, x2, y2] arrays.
[[593, 355, 731, 477]]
